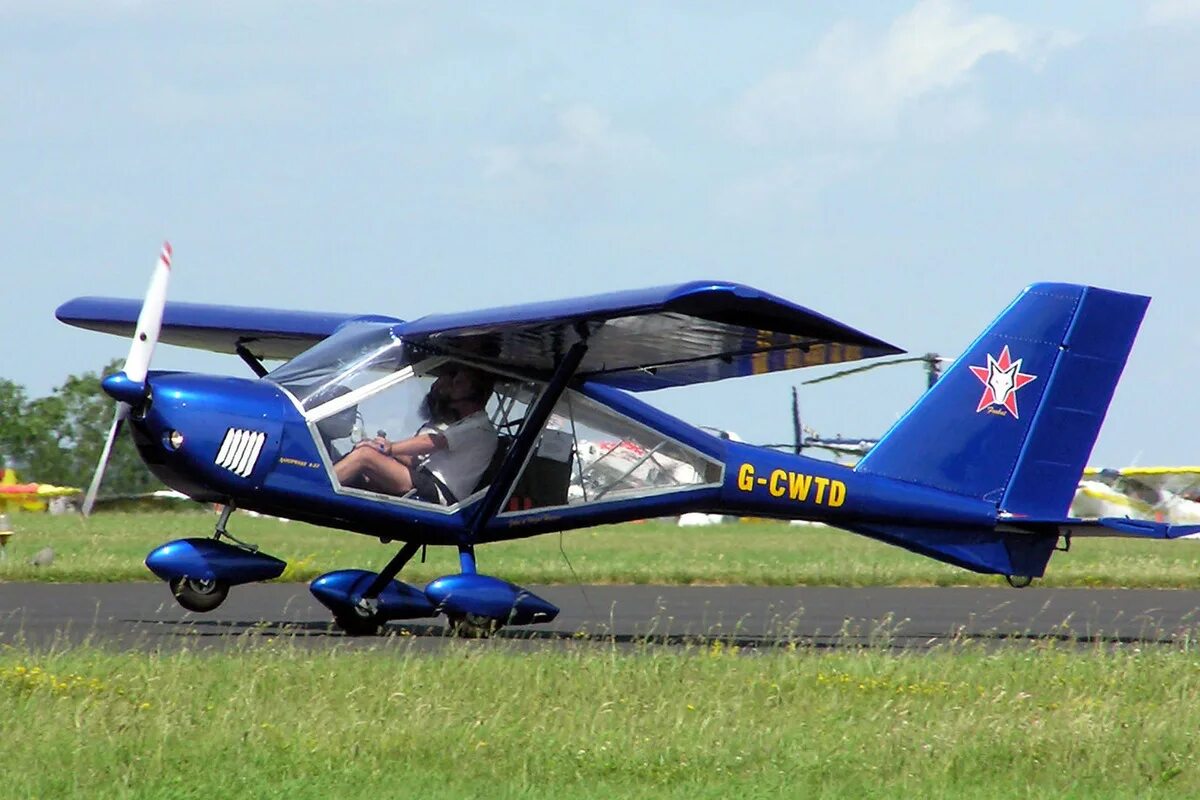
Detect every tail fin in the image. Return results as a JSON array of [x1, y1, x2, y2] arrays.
[[856, 283, 1149, 517]]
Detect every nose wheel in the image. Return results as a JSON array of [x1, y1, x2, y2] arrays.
[[446, 612, 502, 638], [169, 576, 230, 612], [334, 598, 384, 636]]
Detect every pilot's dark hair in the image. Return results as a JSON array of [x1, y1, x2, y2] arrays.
[[458, 366, 495, 403]]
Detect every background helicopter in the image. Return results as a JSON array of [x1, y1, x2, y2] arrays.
[[58, 245, 1200, 634], [795, 353, 948, 460]]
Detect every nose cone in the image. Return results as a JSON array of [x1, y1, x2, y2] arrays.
[[122, 372, 288, 501], [101, 371, 146, 406]]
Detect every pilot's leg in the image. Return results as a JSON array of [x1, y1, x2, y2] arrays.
[[334, 448, 415, 495]]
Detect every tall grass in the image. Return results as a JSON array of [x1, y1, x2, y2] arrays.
[[2, 510, 1200, 588], [2, 638, 1200, 798]]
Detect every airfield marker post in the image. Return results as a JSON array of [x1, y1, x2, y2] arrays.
[[0, 513, 12, 560]]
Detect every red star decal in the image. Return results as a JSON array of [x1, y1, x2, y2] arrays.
[[968, 345, 1037, 419]]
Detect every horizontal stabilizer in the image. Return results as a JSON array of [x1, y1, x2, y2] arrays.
[[1083, 518, 1200, 540], [1004, 517, 1200, 540]]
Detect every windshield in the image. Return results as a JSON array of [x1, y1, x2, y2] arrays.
[[267, 322, 410, 410]]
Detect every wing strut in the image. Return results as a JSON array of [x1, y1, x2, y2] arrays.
[[466, 338, 590, 541], [235, 342, 269, 377]]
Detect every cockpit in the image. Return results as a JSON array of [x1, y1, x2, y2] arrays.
[[266, 322, 723, 514]]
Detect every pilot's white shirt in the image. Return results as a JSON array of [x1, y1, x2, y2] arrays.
[[425, 410, 498, 502]]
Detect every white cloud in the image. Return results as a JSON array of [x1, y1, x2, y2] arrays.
[[1146, 0, 1200, 25], [479, 103, 655, 182], [733, 0, 1072, 144]]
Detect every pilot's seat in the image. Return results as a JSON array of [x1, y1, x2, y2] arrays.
[[465, 430, 574, 512]]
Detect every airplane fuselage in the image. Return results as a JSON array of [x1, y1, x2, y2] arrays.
[[131, 369, 1002, 563]]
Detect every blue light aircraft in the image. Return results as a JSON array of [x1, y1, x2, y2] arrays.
[[56, 244, 1200, 634]]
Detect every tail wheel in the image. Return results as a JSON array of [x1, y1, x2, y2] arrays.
[[1005, 574, 1034, 589], [169, 576, 230, 612], [446, 613, 501, 638]]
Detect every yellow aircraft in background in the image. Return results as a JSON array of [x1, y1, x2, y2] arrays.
[[1071, 467, 1200, 532], [0, 468, 81, 513]]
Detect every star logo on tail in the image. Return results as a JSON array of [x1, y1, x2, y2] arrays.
[[969, 345, 1037, 419]]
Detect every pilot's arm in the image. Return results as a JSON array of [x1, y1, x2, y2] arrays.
[[353, 432, 448, 465]]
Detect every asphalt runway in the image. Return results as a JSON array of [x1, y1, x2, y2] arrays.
[[5, 583, 1200, 652]]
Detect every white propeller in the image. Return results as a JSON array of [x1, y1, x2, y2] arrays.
[[81, 242, 173, 516], [124, 241, 172, 384]]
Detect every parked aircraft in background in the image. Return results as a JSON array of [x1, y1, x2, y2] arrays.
[[1073, 467, 1200, 532], [0, 468, 80, 513]]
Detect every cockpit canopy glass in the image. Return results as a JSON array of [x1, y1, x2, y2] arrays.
[[267, 322, 411, 410], [266, 325, 721, 513], [269, 330, 521, 509]]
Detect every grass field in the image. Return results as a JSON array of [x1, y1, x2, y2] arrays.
[[6, 512, 1200, 798], [2, 639, 1199, 798], [2, 509, 1200, 587]]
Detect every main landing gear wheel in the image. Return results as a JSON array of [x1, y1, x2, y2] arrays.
[[1005, 574, 1034, 589], [447, 613, 502, 639], [334, 612, 382, 637], [169, 577, 230, 612]]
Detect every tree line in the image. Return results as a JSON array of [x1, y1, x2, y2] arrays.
[[0, 360, 161, 496]]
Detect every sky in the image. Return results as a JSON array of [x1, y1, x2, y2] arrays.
[[3, 1, 1199, 466]]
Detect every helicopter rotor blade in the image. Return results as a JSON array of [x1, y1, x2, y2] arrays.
[[791, 386, 802, 454], [801, 355, 931, 386]]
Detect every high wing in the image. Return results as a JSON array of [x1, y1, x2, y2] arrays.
[[396, 281, 902, 390], [55, 297, 402, 361], [57, 281, 901, 390]]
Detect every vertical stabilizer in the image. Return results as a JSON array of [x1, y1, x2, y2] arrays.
[[856, 283, 1148, 517]]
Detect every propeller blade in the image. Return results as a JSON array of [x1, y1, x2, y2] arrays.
[[123, 241, 173, 385], [83, 241, 174, 516], [81, 403, 129, 516]]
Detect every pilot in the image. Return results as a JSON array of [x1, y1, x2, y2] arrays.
[[333, 365, 498, 504]]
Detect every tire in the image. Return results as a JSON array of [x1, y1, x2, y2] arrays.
[[446, 613, 501, 638], [334, 613, 382, 637], [169, 577, 230, 612]]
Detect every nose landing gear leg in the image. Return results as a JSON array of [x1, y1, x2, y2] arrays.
[[212, 503, 258, 552], [335, 542, 423, 635]]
